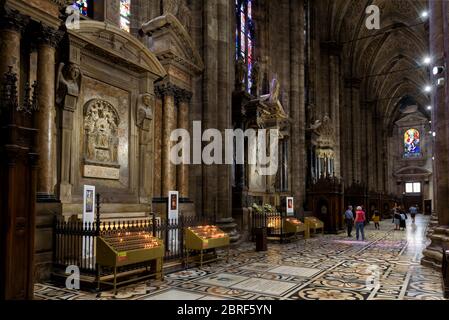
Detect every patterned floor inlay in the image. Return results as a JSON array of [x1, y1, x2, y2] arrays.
[[35, 215, 447, 300]]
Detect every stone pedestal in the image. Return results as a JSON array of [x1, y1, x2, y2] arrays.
[[422, 225, 449, 269], [216, 217, 241, 243]]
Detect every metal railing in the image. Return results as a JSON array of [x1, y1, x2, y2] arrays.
[[53, 194, 214, 276]]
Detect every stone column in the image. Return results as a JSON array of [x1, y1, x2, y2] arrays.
[[351, 79, 362, 183], [290, 0, 306, 212], [328, 43, 341, 178], [343, 81, 353, 184], [36, 25, 62, 201], [153, 95, 163, 198], [158, 84, 177, 197], [176, 91, 192, 199], [422, 0, 449, 270], [0, 9, 28, 93]]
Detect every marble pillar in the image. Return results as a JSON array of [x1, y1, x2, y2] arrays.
[[177, 94, 191, 199], [36, 25, 61, 201], [0, 9, 28, 94], [161, 86, 177, 197]]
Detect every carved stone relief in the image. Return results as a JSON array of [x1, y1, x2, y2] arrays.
[[83, 99, 120, 169]]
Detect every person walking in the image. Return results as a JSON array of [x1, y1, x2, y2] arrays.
[[409, 205, 418, 224], [344, 206, 354, 237], [355, 206, 366, 241], [393, 208, 401, 230], [372, 210, 380, 230], [400, 209, 408, 231]]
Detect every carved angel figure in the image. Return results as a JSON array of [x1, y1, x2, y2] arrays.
[[56, 63, 81, 110]]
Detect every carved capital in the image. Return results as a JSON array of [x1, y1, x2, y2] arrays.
[[0, 7, 29, 32], [154, 82, 178, 98], [175, 88, 192, 104], [154, 83, 191, 104], [36, 24, 64, 48]]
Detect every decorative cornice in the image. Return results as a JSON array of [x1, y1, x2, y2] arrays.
[[0, 7, 29, 32]]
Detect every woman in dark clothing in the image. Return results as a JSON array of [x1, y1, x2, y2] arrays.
[[399, 208, 407, 231]]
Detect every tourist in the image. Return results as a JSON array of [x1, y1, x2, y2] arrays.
[[344, 206, 354, 237], [393, 208, 401, 230], [409, 204, 418, 223], [354, 206, 366, 241], [372, 210, 380, 230], [400, 209, 408, 231]]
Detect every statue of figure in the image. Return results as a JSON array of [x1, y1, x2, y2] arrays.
[[56, 63, 81, 111], [178, 1, 192, 33], [269, 77, 280, 103], [137, 94, 154, 129], [251, 58, 261, 95], [235, 56, 247, 90], [163, 0, 181, 15]]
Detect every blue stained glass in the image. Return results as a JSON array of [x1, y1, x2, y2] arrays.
[[404, 128, 421, 158], [73, 0, 88, 16], [236, 0, 255, 92]]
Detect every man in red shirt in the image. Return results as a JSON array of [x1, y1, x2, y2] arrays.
[[355, 206, 366, 241]]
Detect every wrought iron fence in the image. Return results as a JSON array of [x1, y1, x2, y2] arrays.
[[53, 195, 214, 276], [250, 211, 286, 242]]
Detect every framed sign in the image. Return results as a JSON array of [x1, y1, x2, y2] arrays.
[[286, 197, 294, 216], [83, 185, 95, 260], [168, 191, 179, 220]]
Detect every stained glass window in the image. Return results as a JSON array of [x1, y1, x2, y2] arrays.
[[73, 0, 89, 17], [236, 0, 255, 93], [120, 0, 131, 32], [404, 128, 421, 158]]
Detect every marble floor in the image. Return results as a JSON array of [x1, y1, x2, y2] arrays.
[[34, 215, 447, 300]]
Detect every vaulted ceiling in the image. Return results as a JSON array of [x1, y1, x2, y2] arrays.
[[321, 0, 430, 129]]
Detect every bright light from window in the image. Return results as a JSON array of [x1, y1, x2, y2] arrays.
[[405, 182, 421, 194], [424, 85, 432, 93], [421, 11, 428, 18], [427, 105, 432, 110], [423, 56, 432, 65]]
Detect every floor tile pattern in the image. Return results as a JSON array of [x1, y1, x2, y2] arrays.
[[34, 216, 447, 300]]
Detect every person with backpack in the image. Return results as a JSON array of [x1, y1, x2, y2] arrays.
[[344, 206, 354, 237], [409, 205, 418, 223], [400, 208, 408, 231]]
